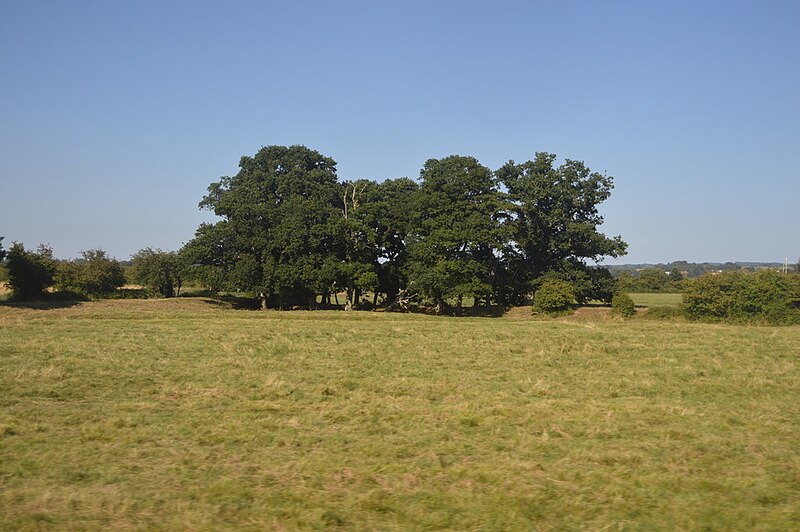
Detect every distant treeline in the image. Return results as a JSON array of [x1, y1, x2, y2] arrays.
[[608, 261, 786, 279]]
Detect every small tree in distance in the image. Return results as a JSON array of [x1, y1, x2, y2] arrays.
[[6, 242, 56, 300], [55, 249, 125, 297], [131, 248, 186, 297]]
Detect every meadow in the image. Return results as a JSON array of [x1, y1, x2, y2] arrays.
[[1, 298, 799, 529], [629, 292, 683, 308]]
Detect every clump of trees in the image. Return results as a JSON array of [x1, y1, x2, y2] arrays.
[[130, 248, 187, 298], [55, 249, 125, 297], [2, 242, 126, 301], [683, 271, 800, 325], [616, 268, 684, 293], [184, 145, 627, 310]]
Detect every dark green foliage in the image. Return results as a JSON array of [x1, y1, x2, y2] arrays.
[[131, 248, 186, 298], [5, 242, 56, 300], [180, 222, 235, 292], [188, 146, 626, 311], [541, 264, 617, 304], [406, 156, 507, 311], [196, 145, 341, 308], [616, 268, 684, 293], [533, 278, 575, 315], [611, 293, 635, 318], [683, 271, 800, 325], [636, 268, 671, 292], [0, 237, 7, 285], [55, 249, 125, 297], [497, 153, 626, 285]]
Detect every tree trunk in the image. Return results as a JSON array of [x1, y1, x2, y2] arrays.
[[372, 290, 379, 308], [345, 280, 354, 311], [259, 292, 268, 310]]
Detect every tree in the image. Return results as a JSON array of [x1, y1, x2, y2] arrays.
[[180, 221, 236, 292], [131, 248, 186, 297], [5, 242, 56, 300], [55, 249, 125, 296], [406, 156, 508, 312], [366, 177, 418, 305], [496, 153, 626, 299], [198, 145, 341, 309], [337, 179, 380, 310], [637, 268, 671, 292], [0, 237, 5, 262]]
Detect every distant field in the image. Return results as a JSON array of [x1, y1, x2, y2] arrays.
[[629, 292, 683, 307], [1, 299, 798, 529]]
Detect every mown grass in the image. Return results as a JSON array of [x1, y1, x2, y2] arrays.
[[1, 299, 799, 529], [629, 292, 683, 307]]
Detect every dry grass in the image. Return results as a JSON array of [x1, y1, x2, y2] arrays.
[[1, 298, 799, 529]]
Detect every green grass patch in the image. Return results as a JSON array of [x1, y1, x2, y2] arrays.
[[1, 299, 799, 529], [630, 292, 683, 307]]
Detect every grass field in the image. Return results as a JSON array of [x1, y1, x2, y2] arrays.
[[629, 292, 683, 308], [1, 299, 799, 529]]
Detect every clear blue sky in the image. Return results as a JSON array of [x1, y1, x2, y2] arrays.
[[1, 0, 798, 263]]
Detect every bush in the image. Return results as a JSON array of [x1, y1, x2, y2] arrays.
[[533, 278, 575, 315], [5, 243, 56, 300], [683, 271, 799, 325], [538, 265, 617, 305], [55, 249, 125, 297], [611, 293, 635, 318], [131, 248, 187, 297]]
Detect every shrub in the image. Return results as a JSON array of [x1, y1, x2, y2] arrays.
[[611, 293, 635, 318], [683, 271, 799, 325], [5, 243, 56, 300], [533, 278, 575, 315], [55, 249, 125, 297], [131, 248, 187, 297]]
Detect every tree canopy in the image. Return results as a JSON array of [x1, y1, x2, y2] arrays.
[[55, 249, 125, 296], [5, 242, 56, 300], [185, 145, 627, 310]]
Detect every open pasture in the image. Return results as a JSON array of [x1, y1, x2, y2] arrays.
[[1, 299, 799, 529], [629, 292, 683, 308]]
